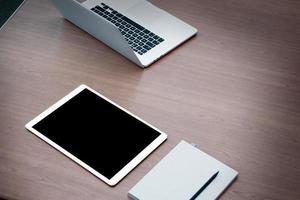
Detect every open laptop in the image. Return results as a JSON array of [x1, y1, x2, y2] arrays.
[[51, 0, 197, 67]]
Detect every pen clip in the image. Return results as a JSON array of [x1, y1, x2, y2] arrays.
[[190, 143, 198, 148]]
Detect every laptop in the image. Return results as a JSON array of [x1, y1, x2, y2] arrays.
[[51, 0, 197, 68]]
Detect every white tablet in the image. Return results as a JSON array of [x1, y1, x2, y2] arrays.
[[25, 85, 167, 186]]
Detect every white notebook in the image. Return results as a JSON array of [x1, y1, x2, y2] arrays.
[[128, 140, 238, 200]]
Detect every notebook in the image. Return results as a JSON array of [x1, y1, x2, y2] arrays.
[[128, 140, 238, 200]]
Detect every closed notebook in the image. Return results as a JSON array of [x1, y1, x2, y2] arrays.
[[128, 140, 238, 200]]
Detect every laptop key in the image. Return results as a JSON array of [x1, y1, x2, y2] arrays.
[[143, 45, 151, 50], [96, 7, 105, 13], [158, 38, 164, 42], [116, 13, 123, 18], [146, 42, 155, 47], [153, 40, 159, 45]]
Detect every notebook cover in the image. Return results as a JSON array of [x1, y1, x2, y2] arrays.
[[128, 140, 238, 200]]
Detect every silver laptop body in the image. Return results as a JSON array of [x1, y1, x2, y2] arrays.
[[51, 0, 197, 68]]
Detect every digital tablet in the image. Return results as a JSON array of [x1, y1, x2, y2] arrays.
[[25, 85, 167, 186]]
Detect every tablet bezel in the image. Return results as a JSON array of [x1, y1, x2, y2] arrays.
[[25, 85, 167, 186]]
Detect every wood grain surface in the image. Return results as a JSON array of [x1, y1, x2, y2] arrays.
[[0, 0, 300, 199]]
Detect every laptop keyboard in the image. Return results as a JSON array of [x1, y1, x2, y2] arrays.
[[91, 3, 165, 55]]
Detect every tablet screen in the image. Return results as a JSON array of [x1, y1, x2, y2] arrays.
[[31, 88, 161, 180]]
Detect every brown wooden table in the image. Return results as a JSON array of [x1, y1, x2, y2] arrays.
[[1, 0, 300, 199]]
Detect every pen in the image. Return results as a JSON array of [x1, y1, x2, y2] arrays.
[[189, 171, 219, 200]]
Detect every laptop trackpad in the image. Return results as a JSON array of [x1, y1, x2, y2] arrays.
[[125, 1, 164, 27]]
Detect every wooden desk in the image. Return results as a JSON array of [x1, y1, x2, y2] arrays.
[[1, 0, 300, 199]]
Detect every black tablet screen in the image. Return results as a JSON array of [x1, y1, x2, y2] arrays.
[[33, 88, 161, 179]]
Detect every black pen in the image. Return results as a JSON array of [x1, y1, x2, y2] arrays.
[[189, 171, 219, 200]]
